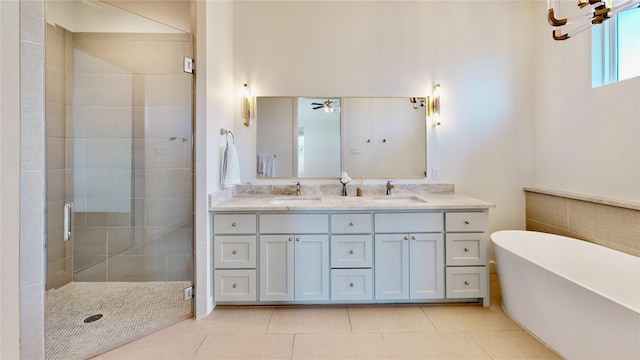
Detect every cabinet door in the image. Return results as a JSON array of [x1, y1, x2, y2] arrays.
[[409, 233, 444, 299], [260, 235, 294, 301], [214, 269, 256, 302], [214, 235, 256, 269], [445, 233, 486, 266], [294, 235, 330, 301], [375, 234, 410, 300], [331, 235, 373, 268]]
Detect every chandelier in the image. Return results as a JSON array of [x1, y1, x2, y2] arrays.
[[548, 0, 640, 40]]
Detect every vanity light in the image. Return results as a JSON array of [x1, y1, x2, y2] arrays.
[[429, 83, 441, 126], [242, 83, 255, 127]]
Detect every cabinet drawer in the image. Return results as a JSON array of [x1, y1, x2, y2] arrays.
[[214, 214, 257, 234], [331, 235, 372, 268], [445, 212, 488, 232], [445, 233, 487, 266], [214, 236, 257, 269], [445, 266, 487, 299], [331, 213, 372, 234], [214, 269, 257, 302], [331, 269, 373, 301], [260, 213, 328, 234], [374, 212, 443, 233]]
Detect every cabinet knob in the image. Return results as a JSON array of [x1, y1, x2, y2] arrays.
[[288, 237, 293, 242], [404, 236, 408, 241], [296, 237, 300, 242], [232, 222, 237, 227], [232, 250, 237, 255], [464, 281, 470, 286], [349, 222, 354, 227], [464, 220, 470, 225], [232, 283, 238, 288], [411, 236, 416, 241], [463, 248, 470, 253], [349, 282, 354, 288], [349, 250, 354, 255]]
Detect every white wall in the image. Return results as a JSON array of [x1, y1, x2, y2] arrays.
[[233, 1, 536, 233], [1, 0, 21, 357], [532, 1, 640, 202], [196, 0, 235, 318]]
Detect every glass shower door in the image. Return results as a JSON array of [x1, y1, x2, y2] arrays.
[[71, 33, 194, 283]]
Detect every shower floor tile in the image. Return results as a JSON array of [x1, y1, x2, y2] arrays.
[[46, 281, 192, 360]]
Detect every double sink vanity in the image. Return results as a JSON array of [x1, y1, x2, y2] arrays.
[[210, 184, 494, 307]]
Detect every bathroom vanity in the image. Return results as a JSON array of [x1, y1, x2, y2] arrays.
[[210, 187, 493, 307]]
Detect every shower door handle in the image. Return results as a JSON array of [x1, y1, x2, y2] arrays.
[[63, 202, 73, 241]]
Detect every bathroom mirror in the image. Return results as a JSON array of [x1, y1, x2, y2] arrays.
[[256, 97, 427, 179]]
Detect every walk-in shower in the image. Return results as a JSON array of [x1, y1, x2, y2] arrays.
[[44, 1, 193, 358]]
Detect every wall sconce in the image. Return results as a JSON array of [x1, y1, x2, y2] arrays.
[[242, 83, 254, 127], [428, 83, 441, 126]]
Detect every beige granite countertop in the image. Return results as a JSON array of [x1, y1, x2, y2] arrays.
[[209, 193, 495, 212]]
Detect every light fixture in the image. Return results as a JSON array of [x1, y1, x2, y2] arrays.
[[242, 83, 254, 127], [429, 83, 441, 126], [547, 0, 640, 41], [409, 97, 427, 109]]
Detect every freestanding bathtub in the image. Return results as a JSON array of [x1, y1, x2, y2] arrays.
[[492, 230, 640, 360]]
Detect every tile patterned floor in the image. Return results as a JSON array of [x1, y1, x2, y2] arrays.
[[93, 276, 562, 360]]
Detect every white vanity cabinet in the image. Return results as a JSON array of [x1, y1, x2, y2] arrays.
[[444, 211, 489, 306], [212, 204, 491, 306], [259, 214, 330, 302], [374, 213, 445, 300], [213, 214, 258, 302], [330, 213, 373, 301]]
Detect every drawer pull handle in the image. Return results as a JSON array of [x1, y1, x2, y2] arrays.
[[404, 236, 409, 241], [463, 248, 470, 252], [464, 220, 470, 225], [232, 250, 237, 255], [232, 222, 237, 227], [296, 237, 300, 242], [411, 236, 416, 241], [349, 250, 354, 255], [232, 283, 238, 288], [349, 282, 354, 288], [464, 281, 470, 286], [349, 222, 354, 227], [288, 237, 293, 242]]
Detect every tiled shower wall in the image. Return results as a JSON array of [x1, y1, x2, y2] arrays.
[[525, 189, 640, 257], [46, 24, 74, 290], [54, 32, 193, 282]]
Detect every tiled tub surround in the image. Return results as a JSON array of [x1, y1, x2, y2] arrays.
[[524, 187, 640, 257], [210, 184, 494, 306]]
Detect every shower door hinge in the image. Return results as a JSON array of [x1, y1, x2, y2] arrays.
[[183, 286, 194, 300], [184, 57, 194, 74]]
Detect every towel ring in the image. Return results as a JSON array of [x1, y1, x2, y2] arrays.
[[220, 128, 235, 144]]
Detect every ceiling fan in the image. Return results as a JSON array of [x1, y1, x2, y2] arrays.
[[311, 99, 337, 112]]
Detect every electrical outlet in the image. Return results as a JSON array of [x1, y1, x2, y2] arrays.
[[155, 146, 166, 156], [183, 286, 194, 300], [431, 167, 440, 180]]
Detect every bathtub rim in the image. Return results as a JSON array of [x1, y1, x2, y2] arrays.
[[491, 230, 640, 315]]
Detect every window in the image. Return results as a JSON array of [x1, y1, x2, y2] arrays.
[[592, 7, 640, 87]]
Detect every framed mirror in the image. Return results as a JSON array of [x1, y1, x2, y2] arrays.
[[256, 97, 427, 179]]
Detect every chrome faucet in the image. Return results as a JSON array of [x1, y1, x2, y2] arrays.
[[296, 181, 301, 196], [386, 181, 394, 195]]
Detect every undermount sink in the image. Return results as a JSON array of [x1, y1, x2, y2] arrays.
[[371, 196, 427, 204], [270, 196, 322, 205]]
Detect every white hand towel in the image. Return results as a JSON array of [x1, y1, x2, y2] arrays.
[[257, 154, 275, 178], [221, 143, 241, 187]]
